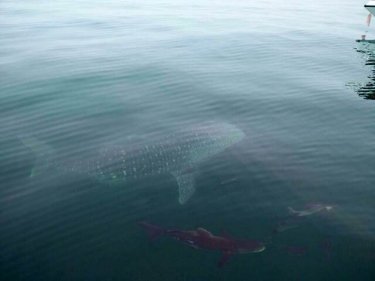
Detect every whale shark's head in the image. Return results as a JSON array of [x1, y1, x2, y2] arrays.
[[182, 122, 245, 166], [203, 122, 245, 149]]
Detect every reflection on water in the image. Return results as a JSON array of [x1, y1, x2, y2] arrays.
[[352, 42, 375, 100]]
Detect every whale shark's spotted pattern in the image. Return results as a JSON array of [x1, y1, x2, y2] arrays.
[[22, 122, 245, 204]]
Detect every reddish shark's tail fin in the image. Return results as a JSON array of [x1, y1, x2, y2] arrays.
[[138, 221, 165, 240], [287, 207, 298, 215]]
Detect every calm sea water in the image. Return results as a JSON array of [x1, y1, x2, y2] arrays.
[[1, 0, 375, 280]]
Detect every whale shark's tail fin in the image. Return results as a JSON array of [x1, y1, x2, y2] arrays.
[[18, 135, 54, 177]]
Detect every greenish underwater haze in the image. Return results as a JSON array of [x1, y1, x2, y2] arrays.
[[1, 0, 375, 280]]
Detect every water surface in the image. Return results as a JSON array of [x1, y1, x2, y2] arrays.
[[1, 0, 375, 280]]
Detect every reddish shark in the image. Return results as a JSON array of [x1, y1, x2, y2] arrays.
[[138, 221, 265, 267]]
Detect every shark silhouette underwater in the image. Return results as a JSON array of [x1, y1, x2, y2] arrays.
[[273, 203, 335, 233], [138, 221, 265, 267], [20, 122, 245, 204]]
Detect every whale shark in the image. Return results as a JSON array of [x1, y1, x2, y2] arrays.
[[20, 122, 245, 204]]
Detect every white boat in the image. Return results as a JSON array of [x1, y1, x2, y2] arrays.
[[358, 1, 375, 40], [365, 1, 375, 16]]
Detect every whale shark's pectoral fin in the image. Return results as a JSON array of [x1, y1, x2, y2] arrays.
[[172, 172, 196, 205]]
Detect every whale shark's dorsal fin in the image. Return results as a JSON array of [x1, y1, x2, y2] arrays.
[[172, 172, 196, 205], [196, 228, 213, 237]]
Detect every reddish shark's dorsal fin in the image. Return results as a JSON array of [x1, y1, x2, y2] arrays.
[[220, 230, 234, 239], [196, 228, 213, 237]]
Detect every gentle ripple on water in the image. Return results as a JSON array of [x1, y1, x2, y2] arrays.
[[1, 0, 375, 280]]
